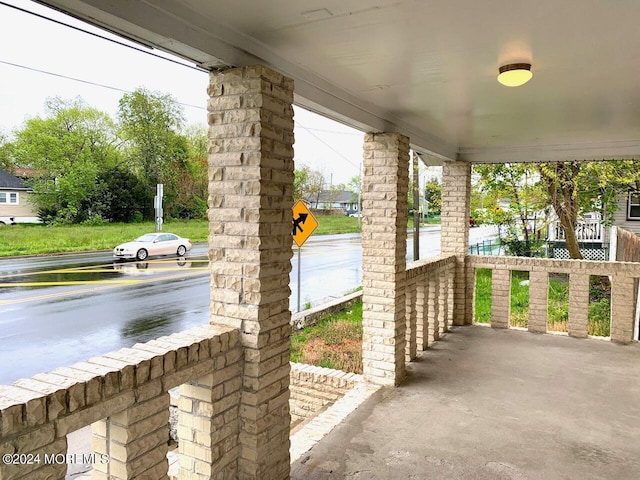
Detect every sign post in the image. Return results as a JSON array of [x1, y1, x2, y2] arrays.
[[292, 200, 319, 312], [154, 184, 164, 232]]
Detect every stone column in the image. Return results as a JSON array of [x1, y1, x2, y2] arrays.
[[416, 279, 429, 350], [491, 268, 510, 329], [428, 273, 440, 343], [611, 275, 635, 343], [208, 65, 294, 479], [528, 270, 548, 333], [361, 132, 409, 386], [441, 160, 471, 325], [92, 394, 170, 479], [439, 268, 449, 334], [405, 277, 417, 362], [568, 273, 589, 338]]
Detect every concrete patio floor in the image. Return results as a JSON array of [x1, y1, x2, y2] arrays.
[[291, 325, 640, 480]]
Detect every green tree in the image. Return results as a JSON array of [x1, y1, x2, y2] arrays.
[[83, 167, 147, 222], [0, 131, 15, 172], [423, 177, 442, 216], [475, 164, 546, 257], [294, 164, 324, 206], [475, 161, 640, 259], [118, 88, 186, 219], [170, 124, 208, 219], [11, 97, 119, 224], [539, 160, 640, 259]]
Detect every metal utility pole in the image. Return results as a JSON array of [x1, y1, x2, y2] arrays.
[[412, 151, 420, 260], [154, 184, 164, 232]]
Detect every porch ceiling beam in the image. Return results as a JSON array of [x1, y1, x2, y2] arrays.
[[37, 0, 458, 162], [459, 140, 640, 164]]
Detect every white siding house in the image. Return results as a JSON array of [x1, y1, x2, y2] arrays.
[[0, 168, 39, 224]]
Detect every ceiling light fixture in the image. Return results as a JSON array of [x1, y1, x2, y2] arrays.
[[497, 63, 533, 87]]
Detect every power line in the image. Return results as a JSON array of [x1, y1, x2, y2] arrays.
[[294, 123, 361, 136], [0, 0, 206, 73], [1, 1, 362, 164], [0, 59, 207, 111], [1, 59, 363, 165], [295, 120, 360, 170]]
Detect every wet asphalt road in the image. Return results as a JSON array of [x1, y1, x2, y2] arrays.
[[0, 226, 496, 384]]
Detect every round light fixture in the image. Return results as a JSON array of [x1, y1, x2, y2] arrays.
[[497, 63, 533, 87]]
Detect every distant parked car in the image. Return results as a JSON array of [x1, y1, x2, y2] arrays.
[[113, 233, 192, 261]]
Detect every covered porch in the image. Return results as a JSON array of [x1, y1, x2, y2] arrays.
[[2, 1, 640, 479], [292, 325, 640, 480]]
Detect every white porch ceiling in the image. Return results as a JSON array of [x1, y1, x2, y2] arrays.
[[37, 0, 640, 164]]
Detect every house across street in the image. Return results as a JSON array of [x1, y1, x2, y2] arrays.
[[0, 168, 39, 225]]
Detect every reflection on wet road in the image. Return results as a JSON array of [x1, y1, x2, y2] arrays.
[[0, 226, 496, 384], [0, 255, 210, 384]]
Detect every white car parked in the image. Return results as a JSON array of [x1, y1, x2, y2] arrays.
[[113, 233, 192, 261]]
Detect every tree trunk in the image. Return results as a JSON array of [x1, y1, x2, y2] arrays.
[[560, 215, 583, 259], [539, 162, 583, 260]]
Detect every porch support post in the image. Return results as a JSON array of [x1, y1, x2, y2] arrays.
[[491, 268, 510, 329], [441, 160, 472, 325], [361, 132, 409, 386], [568, 273, 589, 338], [611, 275, 636, 343], [528, 270, 548, 333], [208, 65, 294, 479]]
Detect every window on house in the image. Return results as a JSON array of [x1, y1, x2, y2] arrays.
[[0, 192, 18, 204], [627, 192, 640, 220]]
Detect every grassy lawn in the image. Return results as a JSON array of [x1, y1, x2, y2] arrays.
[[2, 214, 442, 257], [474, 268, 610, 336], [291, 300, 363, 373], [313, 215, 362, 235], [0, 220, 210, 257]]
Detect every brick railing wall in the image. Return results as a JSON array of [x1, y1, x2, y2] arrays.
[[0, 325, 242, 480], [405, 255, 457, 359], [289, 364, 362, 426], [466, 255, 640, 343]]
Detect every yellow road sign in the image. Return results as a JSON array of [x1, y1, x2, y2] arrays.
[[292, 200, 319, 247]]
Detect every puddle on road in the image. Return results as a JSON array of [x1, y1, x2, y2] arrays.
[[0, 256, 208, 292]]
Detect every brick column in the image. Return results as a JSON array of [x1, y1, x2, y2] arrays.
[[528, 270, 548, 333], [405, 278, 417, 362], [441, 161, 471, 325], [92, 393, 170, 479], [491, 268, 510, 329], [611, 275, 635, 343], [361, 132, 409, 386], [416, 279, 429, 350], [439, 268, 449, 334], [568, 273, 589, 338], [428, 273, 440, 343], [208, 65, 294, 479]]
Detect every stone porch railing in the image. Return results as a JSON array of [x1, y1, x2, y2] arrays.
[[405, 255, 457, 360], [0, 325, 242, 480], [466, 255, 639, 343]]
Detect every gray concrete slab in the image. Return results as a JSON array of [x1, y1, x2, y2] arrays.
[[292, 326, 640, 480]]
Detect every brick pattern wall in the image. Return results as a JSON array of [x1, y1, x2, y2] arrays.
[[441, 161, 471, 326], [289, 364, 362, 425], [491, 268, 510, 329], [415, 278, 429, 350], [405, 277, 418, 362], [207, 65, 294, 479], [361, 132, 409, 386], [467, 255, 640, 343], [568, 273, 590, 338], [0, 326, 240, 480], [405, 256, 456, 352], [528, 270, 549, 333]]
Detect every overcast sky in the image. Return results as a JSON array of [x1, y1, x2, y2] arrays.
[[0, 0, 364, 185]]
